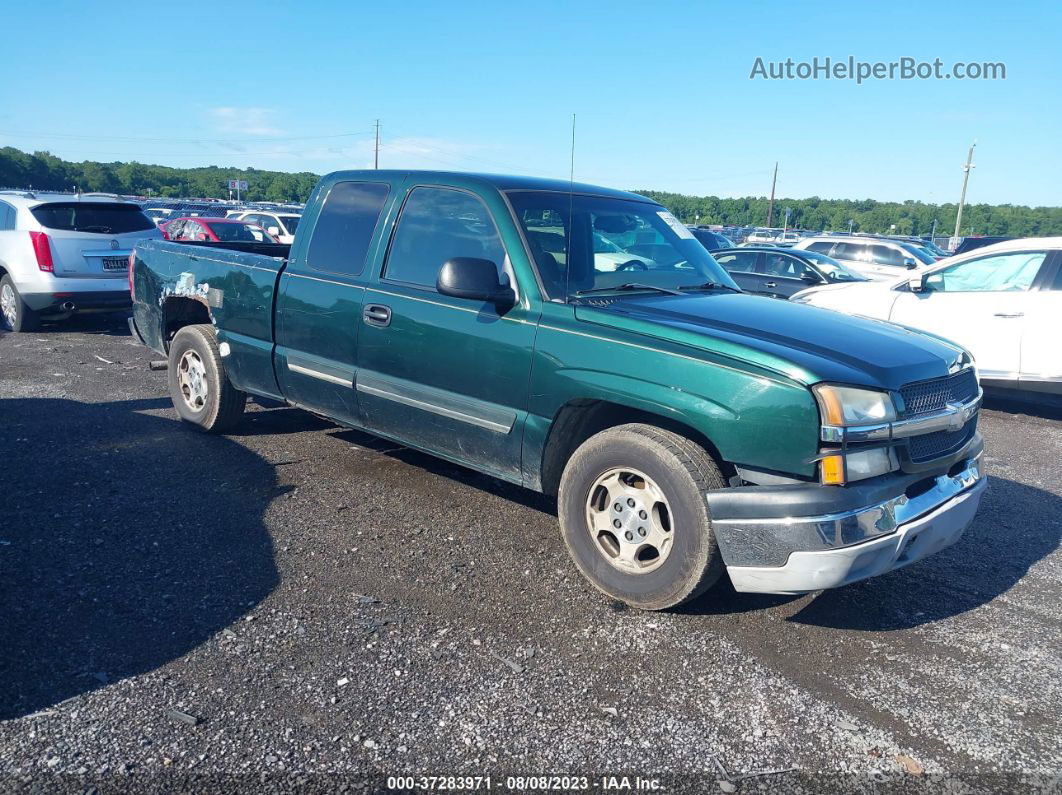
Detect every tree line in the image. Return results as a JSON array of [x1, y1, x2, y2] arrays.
[[0, 147, 318, 204], [2, 146, 1059, 236]]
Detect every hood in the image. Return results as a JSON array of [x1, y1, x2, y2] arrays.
[[574, 292, 968, 390]]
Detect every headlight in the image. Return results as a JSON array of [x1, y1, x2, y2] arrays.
[[813, 384, 897, 427]]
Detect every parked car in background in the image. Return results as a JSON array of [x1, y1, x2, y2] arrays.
[[953, 236, 1014, 255], [229, 210, 301, 244], [687, 227, 734, 251], [919, 239, 953, 258], [713, 246, 869, 299], [792, 238, 1062, 399], [793, 235, 934, 280], [161, 217, 278, 244], [774, 230, 803, 247], [0, 191, 160, 331], [744, 229, 778, 244], [143, 207, 177, 226]]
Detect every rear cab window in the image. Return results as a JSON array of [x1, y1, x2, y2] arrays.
[[30, 202, 155, 234], [305, 181, 390, 276]]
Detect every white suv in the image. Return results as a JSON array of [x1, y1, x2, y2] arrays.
[[0, 191, 161, 331], [792, 236, 935, 280]]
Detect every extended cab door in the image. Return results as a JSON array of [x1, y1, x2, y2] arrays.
[[354, 183, 539, 483], [273, 180, 392, 425], [889, 249, 1051, 382]]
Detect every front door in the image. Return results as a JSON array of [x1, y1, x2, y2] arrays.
[[355, 184, 538, 482], [889, 249, 1050, 380], [273, 180, 392, 425]]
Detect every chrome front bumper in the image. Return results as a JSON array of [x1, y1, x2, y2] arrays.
[[713, 454, 986, 594]]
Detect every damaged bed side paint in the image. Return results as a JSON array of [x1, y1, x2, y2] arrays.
[[130, 239, 286, 398]]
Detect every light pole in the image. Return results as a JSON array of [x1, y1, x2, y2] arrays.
[[847, 218, 854, 235], [953, 141, 976, 245]]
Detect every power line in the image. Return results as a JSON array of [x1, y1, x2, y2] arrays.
[[0, 129, 374, 145]]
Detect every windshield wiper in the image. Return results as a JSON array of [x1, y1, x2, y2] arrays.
[[677, 281, 742, 294], [574, 282, 684, 297]]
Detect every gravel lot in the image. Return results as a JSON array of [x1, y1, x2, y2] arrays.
[[1, 315, 1060, 793]]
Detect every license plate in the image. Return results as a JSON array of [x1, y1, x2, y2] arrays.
[[102, 257, 127, 271]]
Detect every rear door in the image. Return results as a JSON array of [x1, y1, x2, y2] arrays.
[[713, 250, 764, 294], [355, 183, 538, 481], [273, 180, 393, 426], [30, 202, 160, 278]]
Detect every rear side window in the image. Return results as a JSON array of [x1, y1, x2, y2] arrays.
[[305, 182, 390, 276], [0, 201, 15, 230], [31, 202, 155, 233], [868, 244, 905, 267], [806, 241, 834, 254]]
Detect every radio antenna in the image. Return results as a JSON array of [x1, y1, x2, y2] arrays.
[[566, 113, 576, 301]]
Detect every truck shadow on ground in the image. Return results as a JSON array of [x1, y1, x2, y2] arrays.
[[0, 397, 280, 720], [687, 475, 1061, 631]]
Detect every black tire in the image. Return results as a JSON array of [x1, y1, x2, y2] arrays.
[[167, 324, 246, 432], [558, 423, 727, 610], [0, 274, 40, 332]]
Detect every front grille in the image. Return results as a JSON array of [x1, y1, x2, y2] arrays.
[[900, 369, 979, 417], [907, 417, 978, 462]]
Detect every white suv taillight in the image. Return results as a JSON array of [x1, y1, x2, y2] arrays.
[[29, 231, 54, 272]]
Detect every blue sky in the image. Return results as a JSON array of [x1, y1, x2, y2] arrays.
[[1, 0, 1058, 205]]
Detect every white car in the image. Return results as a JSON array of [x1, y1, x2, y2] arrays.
[[792, 236, 935, 280], [0, 191, 161, 331], [792, 237, 1062, 397], [229, 210, 301, 244]]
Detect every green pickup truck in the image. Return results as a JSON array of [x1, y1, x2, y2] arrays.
[[130, 171, 986, 610]]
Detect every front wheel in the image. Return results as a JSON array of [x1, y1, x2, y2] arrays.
[[167, 324, 246, 432], [558, 423, 727, 610]]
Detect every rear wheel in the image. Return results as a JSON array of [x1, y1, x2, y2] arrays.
[[0, 275, 39, 332], [558, 423, 727, 610], [167, 324, 246, 432]]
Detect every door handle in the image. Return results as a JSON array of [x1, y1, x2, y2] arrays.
[[363, 304, 392, 327], [993, 312, 1024, 318], [763, 281, 777, 288]]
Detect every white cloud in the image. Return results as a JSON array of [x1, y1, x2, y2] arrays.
[[207, 107, 285, 138]]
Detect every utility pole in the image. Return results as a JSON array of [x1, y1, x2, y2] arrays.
[[374, 119, 380, 169], [766, 161, 778, 227], [952, 140, 976, 242]]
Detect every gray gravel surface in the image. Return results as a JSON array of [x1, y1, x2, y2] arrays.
[[1, 315, 1060, 793]]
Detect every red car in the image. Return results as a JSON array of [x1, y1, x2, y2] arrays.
[[160, 217, 279, 244]]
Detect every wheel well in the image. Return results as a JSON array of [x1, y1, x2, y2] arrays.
[[539, 399, 733, 496], [162, 297, 211, 346]]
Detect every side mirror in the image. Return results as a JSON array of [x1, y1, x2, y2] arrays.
[[267, 226, 281, 237], [908, 275, 926, 292], [801, 271, 824, 284], [903, 257, 918, 270], [437, 258, 514, 304]]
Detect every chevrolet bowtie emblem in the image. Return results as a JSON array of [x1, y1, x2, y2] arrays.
[[944, 402, 966, 432]]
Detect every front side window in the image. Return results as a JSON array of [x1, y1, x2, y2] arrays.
[[508, 191, 736, 299], [31, 202, 155, 234], [305, 181, 390, 276], [384, 187, 507, 288], [280, 215, 301, 234], [763, 252, 814, 279], [925, 251, 1047, 293], [806, 241, 834, 255]]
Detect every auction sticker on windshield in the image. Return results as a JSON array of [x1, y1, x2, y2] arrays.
[[657, 210, 694, 239]]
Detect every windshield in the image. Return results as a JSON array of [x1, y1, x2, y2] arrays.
[[280, 215, 301, 233], [794, 249, 869, 281], [508, 192, 737, 299], [31, 202, 155, 234]]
